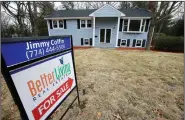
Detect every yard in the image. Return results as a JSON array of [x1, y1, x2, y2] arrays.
[[1, 48, 184, 120]]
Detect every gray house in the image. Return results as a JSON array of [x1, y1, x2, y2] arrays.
[[45, 4, 152, 48]]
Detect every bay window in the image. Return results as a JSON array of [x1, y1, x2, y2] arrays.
[[129, 20, 141, 31], [121, 19, 150, 32]]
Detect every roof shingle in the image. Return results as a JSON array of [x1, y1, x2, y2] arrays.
[[45, 8, 151, 18]]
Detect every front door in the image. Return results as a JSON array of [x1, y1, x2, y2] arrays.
[[100, 29, 111, 43]]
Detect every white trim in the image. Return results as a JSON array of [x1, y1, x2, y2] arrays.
[[143, 19, 146, 32], [135, 39, 143, 47], [44, 17, 92, 20], [122, 19, 128, 32], [93, 17, 95, 46], [121, 17, 151, 19], [122, 31, 147, 33], [147, 20, 151, 32], [116, 17, 120, 47], [127, 19, 130, 32], [139, 19, 143, 32], [120, 39, 127, 47], [47, 20, 51, 36], [89, 4, 125, 16], [99, 28, 112, 43]]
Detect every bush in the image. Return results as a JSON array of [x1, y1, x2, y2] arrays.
[[154, 36, 184, 52]]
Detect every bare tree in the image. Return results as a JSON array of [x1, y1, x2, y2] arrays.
[[87, 2, 119, 9], [146, 1, 182, 50], [1, 11, 11, 37], [61, 2, 75, 10], [2, 1, 27, 36]]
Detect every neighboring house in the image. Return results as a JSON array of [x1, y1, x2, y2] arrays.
[[44, 4, 152, 48]]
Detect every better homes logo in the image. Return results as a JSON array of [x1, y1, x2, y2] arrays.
[[27, 56, 71, 101]]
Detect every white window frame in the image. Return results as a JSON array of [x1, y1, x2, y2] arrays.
[[120, 39, 127, 47], [99, 28, 112, 43], [122, 19, 128, 32], [83, 38, 90, 46], [58, 20, 64, 29], [80, 19, 92, 29], [122, 19, 147, 33], [52, 20, 58, 28], [52, 20, 64, 29], [135, 39, 143, 47]]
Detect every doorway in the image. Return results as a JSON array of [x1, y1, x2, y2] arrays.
[[99, 29, 111, 43]]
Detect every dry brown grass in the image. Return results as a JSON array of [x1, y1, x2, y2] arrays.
[[1, 48, 184, 120]]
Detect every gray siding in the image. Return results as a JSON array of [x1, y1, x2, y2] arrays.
[[95, 17, 118, 48], [48, 19, 93, 46], [93, 5, 122, 17], [118, 32, 148, 48]]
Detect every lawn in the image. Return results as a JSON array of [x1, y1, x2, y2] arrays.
[[1, 48, 184, 120]]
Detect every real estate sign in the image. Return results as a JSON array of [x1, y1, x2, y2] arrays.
[[1, 36, 79, 120]]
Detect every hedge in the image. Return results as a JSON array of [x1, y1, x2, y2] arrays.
[[153, 36, 184, 52]]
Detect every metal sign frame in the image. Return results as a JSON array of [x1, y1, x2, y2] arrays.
[[1, 35, 80, 120]]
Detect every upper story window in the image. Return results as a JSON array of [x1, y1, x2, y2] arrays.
[[80, 19, 92, 28], [51, 20, 66, 29], [121, 19, 150, 32], [53, 20, 58, 28], [81, 20, 86, 28], [129, 20, 141, 31], [87, 20, 92, 27], [59, 20, 64, 28]]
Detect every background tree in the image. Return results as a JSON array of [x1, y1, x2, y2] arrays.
[[2, 1, 27, 36], [146, 1, 182, 50]]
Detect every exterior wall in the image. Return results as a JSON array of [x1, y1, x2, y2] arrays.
[[48, 19, 93, 46], [95, 17, 118, 48], [92, 5, 122, 17], [118, 32, 148, 48]]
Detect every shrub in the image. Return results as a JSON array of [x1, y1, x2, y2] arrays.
[[154, 36, 184, 52]]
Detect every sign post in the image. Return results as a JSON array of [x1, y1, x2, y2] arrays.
[[1, 35, 80, 120]]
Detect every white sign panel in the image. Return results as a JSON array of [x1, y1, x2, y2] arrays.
[[10, 51, 76, 120]]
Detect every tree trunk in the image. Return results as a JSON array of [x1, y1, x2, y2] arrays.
[[157, 20, 164, 36], [146, 23, 155, 50], [33, 2, 38, 36]]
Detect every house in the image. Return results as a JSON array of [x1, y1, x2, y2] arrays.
[[44, 4, 152, 48]]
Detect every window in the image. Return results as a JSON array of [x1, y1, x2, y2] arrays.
[[59, 20, 63, 28], [84, 38, 89, 46], [80, 20, 92, 28], [135, 39, 142, 47], [145, 19, 150, 32], [81, 20, 86, 28], [141, 20, 146, 32], [129, 20, 141, 31], [87, 20, 92, 27], [121, 19, 150, 32], [53, 20, 58, 28], [123, 20, 128, 31], [120, 39, 127, 46]]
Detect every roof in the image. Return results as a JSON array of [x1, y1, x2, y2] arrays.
[[119, 8, 152, 17], [45, 8, 151, 19], [45, 9, 97, 18]]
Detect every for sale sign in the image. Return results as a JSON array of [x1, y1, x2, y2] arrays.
[[1, 36, 79, 120]]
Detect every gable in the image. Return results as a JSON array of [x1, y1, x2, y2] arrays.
[[89, 4, 125, 17]]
